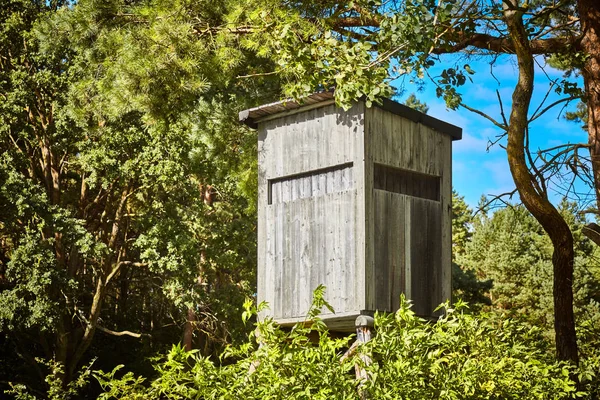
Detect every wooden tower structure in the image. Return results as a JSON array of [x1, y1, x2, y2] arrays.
[[240, 92, 462, 331]]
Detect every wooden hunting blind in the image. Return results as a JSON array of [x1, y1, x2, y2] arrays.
[[240, 92, 462, 331]]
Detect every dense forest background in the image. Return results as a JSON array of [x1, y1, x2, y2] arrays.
[[1, 0, 600, 398]]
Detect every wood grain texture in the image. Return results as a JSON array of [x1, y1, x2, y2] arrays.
[[373, 190, 406, 312], [257, 98, 454, 326], [370, 106, 444, 176], [265, 191, 359, 318], [409, 197, 442, 316], [258, 102, 365, 322], [260, 104, 360, 180], [365, 105, 451, 317]]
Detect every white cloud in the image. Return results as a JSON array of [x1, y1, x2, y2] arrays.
[[482, 159, 514, 194]]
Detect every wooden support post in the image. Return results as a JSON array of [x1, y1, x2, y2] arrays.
[[248, 327, 264, 375], [354, 315, 374, 399]]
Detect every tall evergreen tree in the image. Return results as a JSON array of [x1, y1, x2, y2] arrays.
[[0, 0, 278, 391], [451, 191, 492, 308], [458, 201, 600, 343]]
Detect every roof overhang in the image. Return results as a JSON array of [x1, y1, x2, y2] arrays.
[[239, 92, 462, 141]]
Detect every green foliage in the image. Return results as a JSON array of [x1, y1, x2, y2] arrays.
[[565, 101, 589, 130], [2, 0, 599, 397], [234, 0, 587, 165], [402, 93, 429, 114], [238, 0, 396, 108], [367, 300, 584, 399], [458, 200, 600, 341], [451, 190, 474, 260], [6, 359, 95, 400], [0, 0, 275, 393], [452, 263, 493, 308], [451, 190, 492, 309], [93, 294, 597, 399]]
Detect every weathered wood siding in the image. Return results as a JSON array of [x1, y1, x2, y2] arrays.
[[257, 103, 366, 321], [372, 190, 406, 312], [265, 192, 357, 318], [365, 105, 452, 316], [256, 98, 454, 327]]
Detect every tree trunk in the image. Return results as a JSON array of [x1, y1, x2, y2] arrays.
[[183, 185, 214, 351], [578, 0, 600, 212], [183, 307, 197, 351], [504, 1, 579, 363], [65, 186, 130, 380]]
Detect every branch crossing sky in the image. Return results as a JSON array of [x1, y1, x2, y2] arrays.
[[399, 54, 589, 209]]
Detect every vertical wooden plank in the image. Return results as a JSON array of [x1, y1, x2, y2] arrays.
[[302, 109, 312, 173], [330, 192, 340, 313], [410, 198, 426, 316], [373, 191, 389, 311], [257, 125, 268, 319], [361, 104, 374, 311], [280, 179, 288, 203], [329, 193, 338, 313], [409, 198, 443, 316], [280, 118, 289, 178], [384, 108, 394, 167], [290, 177, 297, 202], [307, 197, 317, 316], [322, 106, 331, 170], [404, 198, 412, 301], [404, 118, 412, 170], [428, 201, 442, 314], [277, 202, 285, 317], [413, 123, 423, 173], [281, 202, 298, 318], [441, 134, 453, 306], [288, 200, 297, 318], [392, 115, 403, 169], [314, 195, 326, 311], [337, 192, 345, 313], [391, 194, 406, 311], [273, 202, 283, 317], [287, 202, 297, 318], [311, 174, 319, 197], [370, 107, 380, 164], [319, 171, 327, 196], [326, 169, 335, 194], [344, 192, 354, 310], [309, 195, 320, 315], [303, 175, 311, 200], [300, 198, 310, 315], [293, 199, 303, 317], [296, 176, 303, 200], [283, 201, 291, 318]]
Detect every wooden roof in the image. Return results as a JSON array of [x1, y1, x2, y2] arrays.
[[239, 92, 462, 141]]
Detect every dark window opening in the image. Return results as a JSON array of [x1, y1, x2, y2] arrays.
[[374, 163, 440, 201]]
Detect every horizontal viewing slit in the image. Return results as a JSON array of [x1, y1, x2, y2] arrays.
[[268, 163, 354, 204], [374, 163, 440, 201]]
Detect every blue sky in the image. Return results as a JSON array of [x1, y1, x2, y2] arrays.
[[396, 54, 589, 209]]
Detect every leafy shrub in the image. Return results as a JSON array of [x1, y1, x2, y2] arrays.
[[94, 292, 598, 400]]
